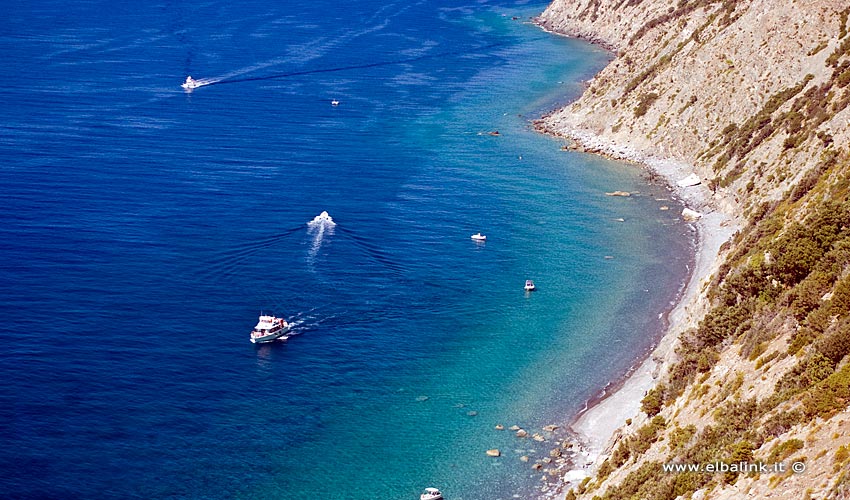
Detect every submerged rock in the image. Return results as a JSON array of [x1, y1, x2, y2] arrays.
[[605, 190, 631, 197], [516, 429, 529, 438]]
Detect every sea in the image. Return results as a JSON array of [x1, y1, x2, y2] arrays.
[[0, 1, 693, 498]]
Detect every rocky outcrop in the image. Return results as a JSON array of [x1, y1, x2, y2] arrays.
[[537, 0, 850, 218]]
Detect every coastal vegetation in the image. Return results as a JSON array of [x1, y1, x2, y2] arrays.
[[537, 0, 850, 497], [582, 147, 850, 500]]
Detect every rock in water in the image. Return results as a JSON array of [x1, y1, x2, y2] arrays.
[[486, 449, 501, 457]]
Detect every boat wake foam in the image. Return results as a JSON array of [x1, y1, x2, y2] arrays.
[[307, 211, 336, 228], [306, 211, 336, 266], [181, 77, 219, 90], [284, 307, 338, 336]]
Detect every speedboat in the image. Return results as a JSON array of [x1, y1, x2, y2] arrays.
[[308, 211, 336, 227], [250, 314, 290, 344], [470, 232, 486, 241], [331, 99, 340, 106], [524, 280, 536, 292], [420, 488, 443, 500], [181, 76, 200, 90]]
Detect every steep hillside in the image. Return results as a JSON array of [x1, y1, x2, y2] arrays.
[[537, 0, 850, 218], [533, 1, 850, 499]]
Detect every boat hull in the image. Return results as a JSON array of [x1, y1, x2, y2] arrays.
[[250, 328, 290, 344]]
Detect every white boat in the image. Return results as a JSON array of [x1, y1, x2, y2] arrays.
[[420, 488, 443, 500], [181, 76, 200, 90], [250, 314, 290, 344], [308, 211, 336, 227], [470, 232, 486, 241], [331, 99, 340, 106], [524, 280, 536, 292]]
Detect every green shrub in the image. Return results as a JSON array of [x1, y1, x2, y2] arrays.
[[803, 351, 836, 386], [831, 274, 850, 314], [755, 350, 780, 370], [804, 306, 834, 335], [669, 424, 697, 450], [813, 321, 850, 364], [596, 458, 613, 481], [715, 398, 758, 436], [762, 409, 803, 437], [790, 270, 833, 319], [695, 300, 754, 348], [633, 416, 666, 454], [835, 444, 850, 464], [767, 438, 804, 462], [803, 361, 850, 418], [635, 92, 660, 117], [642, 384, 666, 416], [611, 440, 631, 468], [600, 461, 662, 500], [725, 441, 755, 483], [771, 235, 822, 285]]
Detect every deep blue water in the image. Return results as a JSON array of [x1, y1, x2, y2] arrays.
[[0, 1, 692, 499]]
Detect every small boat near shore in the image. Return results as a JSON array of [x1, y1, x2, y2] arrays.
[[420, 487, 443, 500], [524, 280, 536, 292], [250, 314, 290, 344], [470, 232, 486, 241]]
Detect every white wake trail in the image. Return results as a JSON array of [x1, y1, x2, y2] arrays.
[[306, 211, 336, 268]]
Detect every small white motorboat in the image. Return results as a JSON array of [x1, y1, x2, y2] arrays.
[[331, 99, 340, 106], [181, 76, 201, 90], [470, 232, 486, 241], [420, 487, 443, 500], [524, 280, 536, 292], [308, 211, 336, 227]]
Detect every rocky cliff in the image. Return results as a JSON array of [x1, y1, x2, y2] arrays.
[[534, 1, 850, 499]]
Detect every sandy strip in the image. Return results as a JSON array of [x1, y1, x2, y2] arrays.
[[543, 127, 741, 475]]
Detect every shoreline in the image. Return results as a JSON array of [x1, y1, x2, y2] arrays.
[[532, 124, 740, 492]]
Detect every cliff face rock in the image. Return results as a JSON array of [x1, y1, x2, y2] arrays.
[[536, 1, 850, 499], [537, 0, 850, 216]]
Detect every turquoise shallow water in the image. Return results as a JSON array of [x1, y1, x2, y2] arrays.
[[0, 1, 692, 498]]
